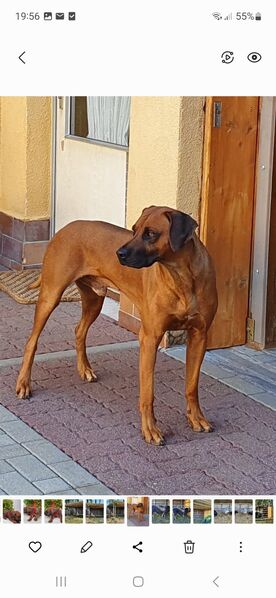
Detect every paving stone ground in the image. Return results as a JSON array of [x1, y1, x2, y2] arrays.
[[0, 291, 134, 360], [1, 348, 276, 495], [0, 405, 114, 495], [167, 344, 276, 411], [0, 291, 276, 495]]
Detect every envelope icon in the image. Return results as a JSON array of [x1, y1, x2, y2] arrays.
[[56, 12, 65, 20]]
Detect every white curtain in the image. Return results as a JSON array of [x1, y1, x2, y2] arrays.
[[87, 96, 130, 146]]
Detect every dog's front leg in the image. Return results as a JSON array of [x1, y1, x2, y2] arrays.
[[139, 326, 164, 445], [185, 327, 213, 432]]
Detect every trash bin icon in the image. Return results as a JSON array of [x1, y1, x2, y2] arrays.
[[184, 540, 195, 554]]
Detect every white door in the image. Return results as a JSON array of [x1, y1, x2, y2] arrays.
[[54, 96, 129, 232]]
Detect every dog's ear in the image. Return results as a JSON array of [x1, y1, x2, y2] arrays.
[[166, 211, 198, 252]]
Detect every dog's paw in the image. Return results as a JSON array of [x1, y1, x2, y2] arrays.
[[142, 422, 165, 446], [16, 381, 32, 400], [79, 366, 98, 383], [187, 412, 213, 433]]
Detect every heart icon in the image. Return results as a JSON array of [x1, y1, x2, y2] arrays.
[[29, 541, 42, 553]]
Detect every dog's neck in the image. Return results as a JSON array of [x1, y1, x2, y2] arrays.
[[157, 238, 200, 314], [159, 237, 196, 275]]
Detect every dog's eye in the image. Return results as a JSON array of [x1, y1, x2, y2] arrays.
[[142, 229, 160, 243]]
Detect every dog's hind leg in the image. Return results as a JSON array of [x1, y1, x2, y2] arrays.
[[75, 278, 104, 382], [16, 283, 65, 399]]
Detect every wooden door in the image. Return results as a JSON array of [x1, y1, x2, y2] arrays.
[[201, 97, 259, 349]]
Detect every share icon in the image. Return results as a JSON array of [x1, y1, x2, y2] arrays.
[[133, 541, 143, 553]]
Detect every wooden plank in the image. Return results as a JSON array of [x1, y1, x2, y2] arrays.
[[265, 119, 276, 345], [200, 97, 259, 349], [249, 98, 276, 348]]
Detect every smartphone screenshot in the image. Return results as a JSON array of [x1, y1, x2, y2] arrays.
[[0, 1, 275, 596]]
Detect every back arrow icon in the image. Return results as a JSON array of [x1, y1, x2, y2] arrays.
[[19, 51, 26, 64], [213, 576, 219, 588]]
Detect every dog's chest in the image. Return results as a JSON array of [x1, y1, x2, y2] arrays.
[[165, 286, 200, 329], [164, 295, 189, 328]]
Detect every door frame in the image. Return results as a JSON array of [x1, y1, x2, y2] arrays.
[[249, 97, 276, 349], [50, 96, 58, 238]]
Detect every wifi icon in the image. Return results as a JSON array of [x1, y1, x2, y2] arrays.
[[212, 12, 222, 20]]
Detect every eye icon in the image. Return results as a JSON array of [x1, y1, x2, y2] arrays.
[[247, 52, 262, 63]]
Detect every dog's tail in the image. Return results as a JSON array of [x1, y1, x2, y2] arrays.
[[28, 274, 42, 290]]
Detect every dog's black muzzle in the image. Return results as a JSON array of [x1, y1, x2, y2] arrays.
[[116, 245, 158, 269]]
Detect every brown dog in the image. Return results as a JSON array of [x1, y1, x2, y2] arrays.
[[24, 504, 41, 521], [16, 206, 217, 445], [45, 507, 62, 523], [132, 502, 145, 521], [4, 510, 21, 523]]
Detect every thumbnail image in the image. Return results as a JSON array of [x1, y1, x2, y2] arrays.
[[152, 499, 170, 524], [44, 499, 63, 524], [255, 500, 273, 524], [193, 500, 212, 524], [173, 499, 191, 523], [235, 500, 253, 524], [23, 499, 42, 523], [106, 499, 125, 524], [214, 500, 232, 524], [65, 500, 83, 524], [86, 499, 104, 524], [3, 499, 21, 524], [127, 497, 149, 526]]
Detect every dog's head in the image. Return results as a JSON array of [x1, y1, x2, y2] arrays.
[[116, 206, 198, 269], [13, 511, 21, 523]]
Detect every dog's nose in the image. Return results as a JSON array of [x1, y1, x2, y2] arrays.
[[117, 247, 129, 261]]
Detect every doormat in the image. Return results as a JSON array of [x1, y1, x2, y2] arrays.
[[0, 270, 80, 304]]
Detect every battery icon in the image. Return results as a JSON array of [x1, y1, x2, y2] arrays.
[[255, 12, 261, 20]]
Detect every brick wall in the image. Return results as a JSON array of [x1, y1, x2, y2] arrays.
[[0, 212, 50, 270]]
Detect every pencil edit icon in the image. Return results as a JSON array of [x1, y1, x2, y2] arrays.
[[81, 541, 93, 553]]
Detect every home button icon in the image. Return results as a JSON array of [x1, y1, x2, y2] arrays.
[[133, 576, 144, 587]]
